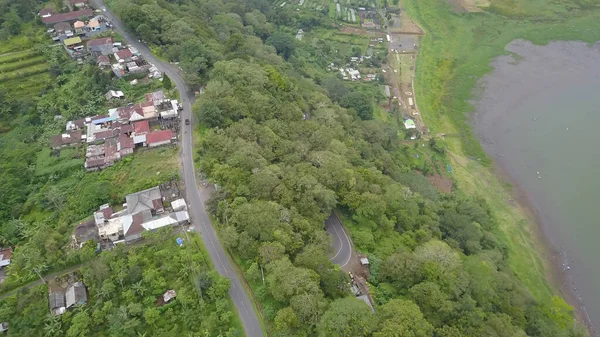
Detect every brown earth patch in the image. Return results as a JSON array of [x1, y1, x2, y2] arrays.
[[340, 26, 384, 37], [427, 174, 453, 194]]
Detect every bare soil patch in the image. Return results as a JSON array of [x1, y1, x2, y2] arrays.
[[340, 26, 384, 37]]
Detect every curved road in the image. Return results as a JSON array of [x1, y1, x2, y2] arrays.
[[325, 212, 353, 269], [90, 1, 263, 336]]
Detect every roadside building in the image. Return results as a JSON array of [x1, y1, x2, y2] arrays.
[[64, 36, 83, 51], [88, 18, 101, 31], [404, 119, 416, 130], [68, 0, 88, 8], [146, 130, 174, 147], [87, 37, 114, 55], [54, 22, 73, 36], [114, 48, 134, 63], [42, 9, 94, 25]]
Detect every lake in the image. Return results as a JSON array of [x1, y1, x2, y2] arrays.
[[473, 40, 600, 333]]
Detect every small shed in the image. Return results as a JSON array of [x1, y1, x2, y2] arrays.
[[359, 257, 370, 266], [65, 282, 88, 308], [171, 199, 187, 212], [163, 289, 177, 303], [49, 291, 66, 316], [404, 119, 416, 130]]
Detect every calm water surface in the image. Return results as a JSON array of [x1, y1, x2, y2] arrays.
[[473, 40, 600, 329]]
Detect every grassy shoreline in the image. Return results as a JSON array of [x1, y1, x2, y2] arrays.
[[403, 0, 600, 329]]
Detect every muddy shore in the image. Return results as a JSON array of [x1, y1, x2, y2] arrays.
[[490, 157, 597, 336], [472, 40, 600, 336]]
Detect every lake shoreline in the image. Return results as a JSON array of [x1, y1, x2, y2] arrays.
[[470, 39, 600, 335], [489, 156, 597, 336]]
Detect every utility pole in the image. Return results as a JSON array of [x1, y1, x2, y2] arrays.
[[33, 268, 46, 284]]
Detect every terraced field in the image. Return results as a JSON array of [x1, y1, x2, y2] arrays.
[[0, 48, 51, 100], [276, 0, 378, 24]]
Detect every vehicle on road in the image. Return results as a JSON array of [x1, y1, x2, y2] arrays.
[[185, 119, 190, 125]]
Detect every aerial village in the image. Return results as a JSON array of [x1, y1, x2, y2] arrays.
[[0, 1, 190, 322]]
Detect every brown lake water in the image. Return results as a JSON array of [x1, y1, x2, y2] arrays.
[[473, 40, 600, 333]]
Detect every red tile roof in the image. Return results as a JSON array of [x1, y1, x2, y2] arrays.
[[101, 207, 113, 219], [40, 8, 55, 16], [120, 124, 134, 134], [87, 37, 113, 47], [134, 120, 150, 135], [0, 248, 13, 261], [146, 130, 174, 144], [97, 55, 110, 64], [51, 130, 83, 148], [115, 48, 133, 60], [42, 9, 93, 24], [119, 134, 135, 149]]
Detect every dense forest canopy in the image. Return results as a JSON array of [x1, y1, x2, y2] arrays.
[[0, 0, 587, 335], [106, 0, 584, 336]]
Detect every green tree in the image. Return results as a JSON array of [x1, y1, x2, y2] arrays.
[[162, 74, 172, 90], [341, 92, 374, 120], [266, 32, 295, 60], [374, 299, 433, 337], [317, 297, 376, 337]]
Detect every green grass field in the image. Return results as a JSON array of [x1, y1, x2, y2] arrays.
[[402, 0, 600, 302], [0, 26, 52, 100]]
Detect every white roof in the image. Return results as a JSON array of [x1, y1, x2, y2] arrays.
[[171, 198, 187, 211], [360, 257, 369, 265], [160, 109, 178, 119], [133, 134, 146, 144], [142, 211, 189, 231]]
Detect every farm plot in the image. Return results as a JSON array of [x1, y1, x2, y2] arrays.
[[0, 49, 50, 99]]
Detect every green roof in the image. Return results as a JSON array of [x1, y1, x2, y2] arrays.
[[404, 119, 416, 128], [64, 37, 82, 46]]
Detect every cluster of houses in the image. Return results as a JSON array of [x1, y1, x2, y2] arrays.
[[88, 37, 161, 78], [51, 90, 181, 171], [49, 280, 88, 316], [40, 0, 113, 58], [85, 183, 189, 245]]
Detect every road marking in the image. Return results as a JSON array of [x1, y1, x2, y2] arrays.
[[329, 221, 344, 260], [339, 224, 353, 268]]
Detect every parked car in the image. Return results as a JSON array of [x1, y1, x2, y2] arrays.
[[185, 119, 190, 125]]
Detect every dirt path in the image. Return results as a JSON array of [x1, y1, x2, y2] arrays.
[[0, 263, 84, 301]]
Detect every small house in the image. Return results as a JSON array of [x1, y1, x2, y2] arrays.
[[163, 290, 177, 303], [97, 55, 110, 68], [54, 22, 73, 36], [39, 8, 55, 18], [0, 322, 8, 332], [105, 90, 125, 100], [114, 48, 133, 63], [404, 119, 416, 130], [65, 282, 88, 308], [64, 36, 83, 51], [88, 18, 101, 31], [133, 120, 150, 135], [146, 130, 174, 148], [50, 130, 84, 149], [49, 290, 66, 316], [68, 0, 88, 8], [87, 37, 113, 55], [0, 248, 12, 268], [42, 9, 94, 25]]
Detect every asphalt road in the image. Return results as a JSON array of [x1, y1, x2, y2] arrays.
[[90, 1, 263, 335], [325, 212, 353, 268]]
